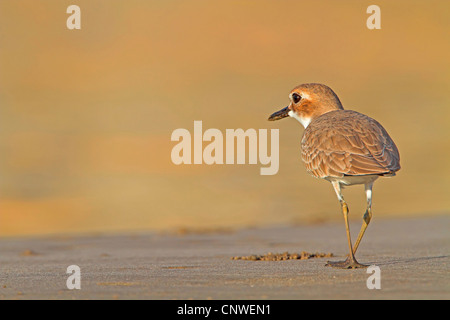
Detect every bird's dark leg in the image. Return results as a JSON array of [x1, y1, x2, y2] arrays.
[[353, 182, 373, 255], [326, 181, 368, 269]]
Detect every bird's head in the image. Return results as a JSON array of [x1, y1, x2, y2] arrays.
[[268, 83, 344, 128]]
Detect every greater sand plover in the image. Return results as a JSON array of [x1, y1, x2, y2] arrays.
[[268, 83, 400, 269]]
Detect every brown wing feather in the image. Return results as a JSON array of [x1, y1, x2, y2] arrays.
[[301, 110, 400, 178]]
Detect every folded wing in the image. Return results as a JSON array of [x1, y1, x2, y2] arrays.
[[301, 110, 400, 178]]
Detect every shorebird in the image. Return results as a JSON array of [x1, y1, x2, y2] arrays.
[[268, 83, 400, 269]]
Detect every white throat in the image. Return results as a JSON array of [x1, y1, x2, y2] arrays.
[[288, 110, 311, 128]]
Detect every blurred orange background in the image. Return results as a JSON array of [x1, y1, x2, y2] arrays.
[[0, 0, 449, 237]]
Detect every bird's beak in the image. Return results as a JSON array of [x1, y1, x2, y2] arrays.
[[268, 106, 290, 121]]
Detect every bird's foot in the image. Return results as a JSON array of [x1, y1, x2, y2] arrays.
[[325, 256, 368, 269]]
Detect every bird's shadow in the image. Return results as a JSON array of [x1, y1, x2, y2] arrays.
[[367, 255, 449, 266]]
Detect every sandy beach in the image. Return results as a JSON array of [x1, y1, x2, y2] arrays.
[[0, 214, 448, 300], [0, 1, 449, 303]]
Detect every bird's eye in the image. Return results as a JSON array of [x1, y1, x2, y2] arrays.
[[292, 93, 301, 103]]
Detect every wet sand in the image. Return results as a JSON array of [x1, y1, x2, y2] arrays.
[[0, 215, 448, 300]]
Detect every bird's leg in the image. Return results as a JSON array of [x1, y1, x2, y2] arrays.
[[326, 181, 368, 269], [352, 182, 373, 255]]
